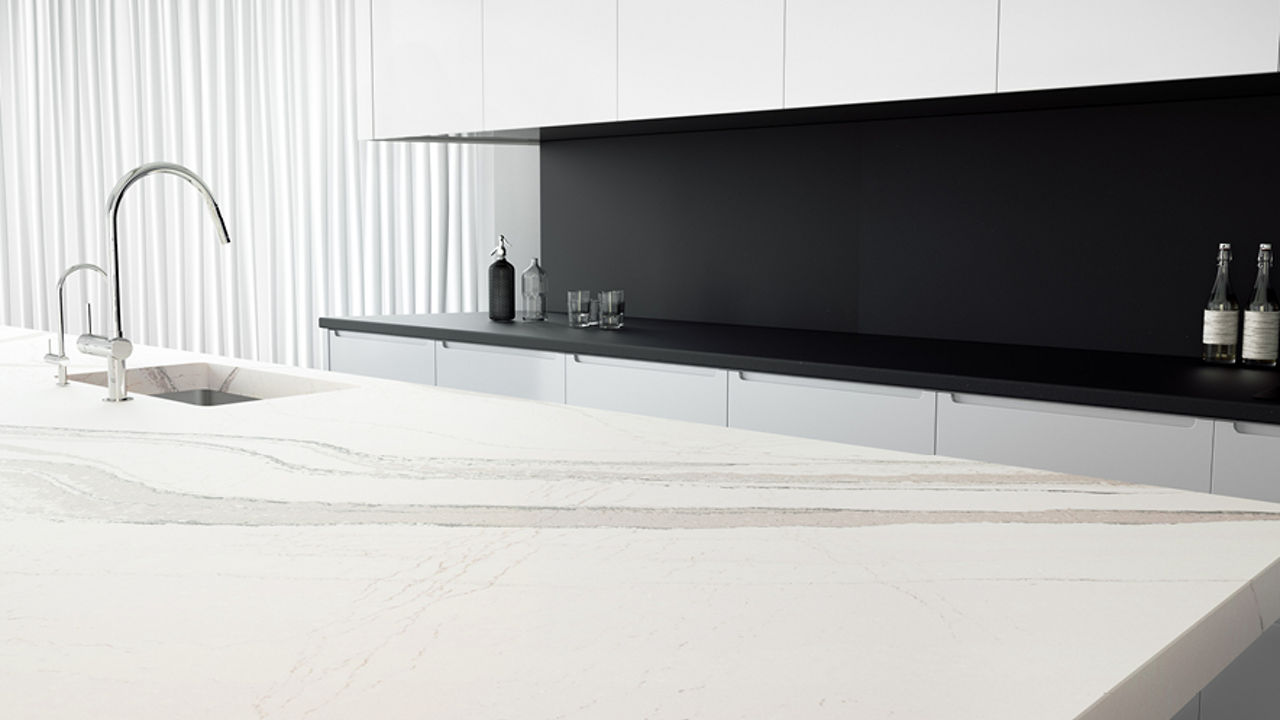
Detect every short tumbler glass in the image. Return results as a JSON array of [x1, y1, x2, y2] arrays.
[[598, 290, 624, 330], [567, 290, 594, 328]]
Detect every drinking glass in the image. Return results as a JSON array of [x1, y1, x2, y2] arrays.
[[598, 290, 624, 330], [567, 290, 594, 328]]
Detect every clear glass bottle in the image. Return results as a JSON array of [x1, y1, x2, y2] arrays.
[[1243, 243, 1278, 367], [1202, 243, 1239, 364], [521, 257, 546, 321]]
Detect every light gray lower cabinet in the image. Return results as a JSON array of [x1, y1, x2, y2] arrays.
[[1211, 421, 1280, 503], [326, 330, 436, 385], [727, 371, 937, 455], [329, 331, 1276, 504], [565, 354, 728, 425], [935, 393, 1214, 491], [1199, 621, 1280, 720], [434, 340, 566, 403]]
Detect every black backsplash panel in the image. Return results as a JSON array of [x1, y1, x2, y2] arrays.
[[541, 89, 1280, 357]]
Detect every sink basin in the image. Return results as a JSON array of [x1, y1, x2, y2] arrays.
[[69, 362, 350, 405], [151, 389, 257, 406]]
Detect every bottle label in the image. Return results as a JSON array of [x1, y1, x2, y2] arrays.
[[1243, 310, 1280, 361], [1203, 310, 1238, 345]]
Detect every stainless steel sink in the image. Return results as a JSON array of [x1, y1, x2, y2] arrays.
[[69, 362, 350, 406], [151, 388, 258, 406]]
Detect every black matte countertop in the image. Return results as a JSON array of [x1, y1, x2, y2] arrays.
[[319, 312, 1280, 425]]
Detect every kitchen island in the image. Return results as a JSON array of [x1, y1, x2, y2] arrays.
[[2, 324, 1280, 719]]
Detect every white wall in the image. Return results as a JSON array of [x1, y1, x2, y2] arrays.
[[477, 144, 542, 313]]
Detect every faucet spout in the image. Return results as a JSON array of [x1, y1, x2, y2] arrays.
[[106, 161, 232, 343], [44, 262, 109, 386], [102, 162, 231, 402]]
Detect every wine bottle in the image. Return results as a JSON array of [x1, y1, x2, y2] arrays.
[[1243, 243, 1278, 367], [1202, 243, 1239, 364]]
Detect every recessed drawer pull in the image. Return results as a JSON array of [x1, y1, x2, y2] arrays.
[[439, 340, 558, 360], [738, 371, 923, 399], [331, 330, 428, 345], [948, 393, 1197, 428], [1230, 421, 1280, 439], [572, 354, 719, 377]]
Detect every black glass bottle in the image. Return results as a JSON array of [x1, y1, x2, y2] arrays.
[[489, 235, 515, 322]]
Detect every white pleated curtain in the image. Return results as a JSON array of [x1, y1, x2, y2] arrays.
[[0, 0, 488, 368]]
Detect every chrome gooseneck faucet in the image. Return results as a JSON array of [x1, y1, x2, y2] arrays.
[[44, 263, 111, 386], [88, 162, 232, 402]]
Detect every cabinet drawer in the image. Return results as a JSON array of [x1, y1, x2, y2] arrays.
[[936, 393, 1213, 491], [1212, 420, 1280, 503], [728, 372, 936, 455], [327, 331, 436, 385], [566, 354, 727, 425], [435, 340, 565, 403]]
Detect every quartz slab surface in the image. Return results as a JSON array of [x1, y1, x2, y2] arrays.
[[320, 311, 1280, 424], [3, 325, 1280, 719]]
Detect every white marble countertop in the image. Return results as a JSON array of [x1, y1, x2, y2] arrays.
[[2, 325, 1280, 720]]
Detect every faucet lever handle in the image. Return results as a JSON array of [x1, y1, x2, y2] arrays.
[[85, 303, 93, 336]]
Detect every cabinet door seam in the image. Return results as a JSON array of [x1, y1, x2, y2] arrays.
[[724, 370, 730, 427], [615, 0, 620, 119], [1208, 419, 1217, 494], [993, 0, 1002, 92], [932, 391, 939, 455], [780, 0, 787, 104]]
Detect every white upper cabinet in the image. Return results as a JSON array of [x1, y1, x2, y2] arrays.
[[997, 0, 1280, 93], [785, 0, 999, 108], [371, 0, 483, 138], [361, 0, 1280, 136], [354, 0, 375, 140], [483, 0, 617, 130], [617, 0, 785, 120]]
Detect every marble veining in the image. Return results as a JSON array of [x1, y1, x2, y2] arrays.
[[3, 325, 1280, 720], [4, 421, 1279, 530]]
